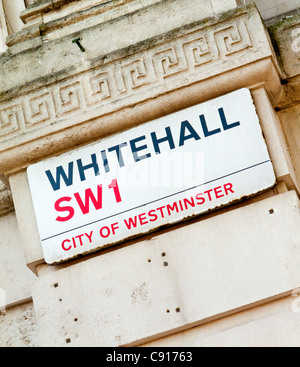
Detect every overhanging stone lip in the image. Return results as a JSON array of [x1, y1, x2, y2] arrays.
[[18, 0, 158, 42], [12, 0, 157, 49], [20, 0, 80, 22]]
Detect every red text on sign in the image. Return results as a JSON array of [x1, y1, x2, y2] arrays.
[[55, 179, 122, 222], [62, 231, 94, 251]]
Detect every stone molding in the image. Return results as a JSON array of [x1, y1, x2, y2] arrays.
[[20, 0, 123, 25], [0, 6, 282, 175], [0, 15, 252, 135]]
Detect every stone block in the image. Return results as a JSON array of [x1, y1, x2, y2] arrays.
[[211, 0, 238, 14], [0, 213, 36, 306], [269, 14, 300, 78], [0, 302, 38, 347], [252, 88, 299, 192], [9, 171, 44, 274], [278, 104, 300, 189], [141, 296, 300, 347]]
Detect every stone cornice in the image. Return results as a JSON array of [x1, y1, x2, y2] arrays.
[[0, 5, 283, 175], [22, 0, 76, 18], [11, 0, 159, 47]]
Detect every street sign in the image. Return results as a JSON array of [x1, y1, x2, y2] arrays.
[[27, 88, 276, 264]]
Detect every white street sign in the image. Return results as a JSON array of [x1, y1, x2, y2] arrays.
[[27, 88, 276, 264]]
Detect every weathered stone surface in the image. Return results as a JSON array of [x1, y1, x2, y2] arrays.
[[2, 0, 300, 349], [141, 296, 300, 347], [32, 191, 300, 347], [0, 5, 281, 176], [0, 181, 13, 217], [0, 302, 38, 347], [269, 14, 300, 79], [0, 212, 36, 306]]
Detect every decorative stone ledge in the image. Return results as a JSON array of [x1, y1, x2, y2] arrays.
[[24, 0, 77, 12], [8, 0, 164, 50], [0, 5, 282, 176], [20, 0, 79, 23]]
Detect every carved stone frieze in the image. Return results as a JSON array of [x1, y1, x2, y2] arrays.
[[0, 6, 281, 173]]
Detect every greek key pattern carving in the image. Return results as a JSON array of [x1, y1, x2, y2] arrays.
[[23, 92, 55, 126], [0, 17, 253, 138], [0, 104, 23, 136]]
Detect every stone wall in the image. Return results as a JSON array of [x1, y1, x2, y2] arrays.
[[1, 0, 300, 347]]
